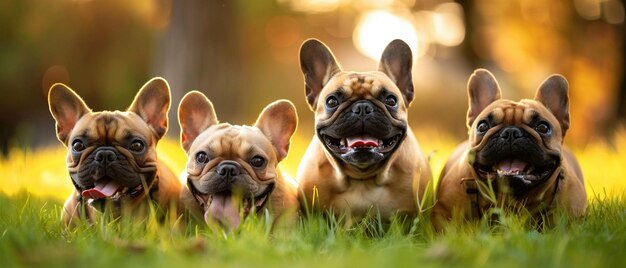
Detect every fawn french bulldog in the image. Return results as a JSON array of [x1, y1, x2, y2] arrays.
[[432, 69, 587, 231], [178, 91, 299, 230], [296, 38, 432, 221], [48, 77, 182, 226]]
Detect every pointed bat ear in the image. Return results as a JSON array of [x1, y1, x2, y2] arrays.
[[254, 100, 298, 162], [378, 39, 414, 105], [48, 83, 91, 145], [128, 77, 171, 139], [534, 74, 570, 134], [299, 38, 342, 109], [466, 69, 502, 128], [178, 91, 218, 153]]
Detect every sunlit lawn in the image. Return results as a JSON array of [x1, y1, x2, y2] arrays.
[[1, 129, 625, 267]]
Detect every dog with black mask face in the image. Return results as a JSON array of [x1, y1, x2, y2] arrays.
[[48, 78, 182, 226], [432, 69, 587, 231], [296, 39, 432, 221]]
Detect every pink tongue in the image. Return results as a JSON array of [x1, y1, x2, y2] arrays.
[[205, 193, 241, 230], [498, 159, 527, 172], [347, 135, 379, 148], [81, 180, 122, 199]]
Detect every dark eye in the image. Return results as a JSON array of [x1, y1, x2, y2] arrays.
[[477, 120, 490, 134], [72, 140, 85, 152], [385, 95, 397, 107], [129, 140, 145, 152], [250, 156, 266, 168], [536, 122, 551, 135], [326, 96, 339, 109], [196, 152, 209, 164]]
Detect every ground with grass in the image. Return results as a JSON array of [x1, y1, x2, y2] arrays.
[[1, 131, 625, 267]]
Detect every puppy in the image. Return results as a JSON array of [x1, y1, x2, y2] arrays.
[[432, 69, 587, 231], [178, 91, 298, 230], [296, 39, 432, 221], [48, 77, 182, 226]]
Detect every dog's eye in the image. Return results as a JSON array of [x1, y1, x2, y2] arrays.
[[196, 152, 209, 164], [477, 120, 490, 134], [250, 156, 266, 168], [72, 140, 85, 152], [536, 122, 551, 135], [385, 95, 397, 107], [326, 96, 339, 109], [129, 140, 145, 152]]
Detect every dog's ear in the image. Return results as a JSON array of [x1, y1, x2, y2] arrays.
[[48, 83, 91, 145], [178, 91, 218, 153], [535, 74, 570, 135], [299, 39, 342, 109], [378, 39, 414, 105], [467, 69, 502, 128], [128, 77, 171, 139], [255, 100, 298, 162]]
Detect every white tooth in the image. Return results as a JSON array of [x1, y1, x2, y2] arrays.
[[340, 139, 346, 147]]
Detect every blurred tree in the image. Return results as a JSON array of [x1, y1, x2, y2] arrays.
[[0, 0, 154, 156], [617, 36, 626, 124], [457, 0, 484, 69], [154, 0, 242, 137]]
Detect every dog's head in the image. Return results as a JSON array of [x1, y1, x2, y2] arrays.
[[465, 69, 570, 196], [48, 78, 171, 209], [299, 39, 414, 178], [178, 91, 297, 230]]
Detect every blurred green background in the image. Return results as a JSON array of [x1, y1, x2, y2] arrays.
[[1, 0, 624, 155]]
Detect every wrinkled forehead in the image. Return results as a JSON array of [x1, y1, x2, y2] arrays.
[[191, 124, 274, 158], [479, 99, 556, 126], [321, 71, 400, 99], [70, 111, 153, 142]]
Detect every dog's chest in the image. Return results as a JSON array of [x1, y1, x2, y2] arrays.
[[330, 181, 404, 218]]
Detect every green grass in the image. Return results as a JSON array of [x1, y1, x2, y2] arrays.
[[2, 130, 626, 267], [0, 191, 625, 267]]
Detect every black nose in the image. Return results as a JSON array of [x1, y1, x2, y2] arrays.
[[500, 127, 524, 140], [217, 163, 240, 177], [351, 101, 374, 116], [94, 149, 117, 164]]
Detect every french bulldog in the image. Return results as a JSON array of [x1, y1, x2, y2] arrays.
[[178, 91, 299, 230], [48, 77, 182, 226], [296, 38, 433, 221], [432, 69, 587, 231]]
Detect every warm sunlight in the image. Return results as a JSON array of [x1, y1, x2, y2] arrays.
[[353, 10, 420, 61], [432, 2, 465, 47], [1, 1, 626, 266]]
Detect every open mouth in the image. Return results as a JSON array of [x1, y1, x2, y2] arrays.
[[474, 158, 557, 188], [81, 179, 144, 200], [201, 183, 275, 229], [322, 133, 402, 154]]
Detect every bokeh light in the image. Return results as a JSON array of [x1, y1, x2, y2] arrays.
[[1, 0, 625, 201], [432, 2, 465, 47], [575, 0, 625, 24], [353, 10, 419, 61], [277, 0, 342, 14]]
